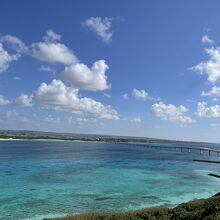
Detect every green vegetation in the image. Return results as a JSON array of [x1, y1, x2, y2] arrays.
[[44, 193, 220, 220]]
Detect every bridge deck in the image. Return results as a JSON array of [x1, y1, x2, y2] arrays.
[[122, 143, 220, 157]]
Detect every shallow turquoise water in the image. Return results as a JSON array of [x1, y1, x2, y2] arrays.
[[0, 140, 220, 220]]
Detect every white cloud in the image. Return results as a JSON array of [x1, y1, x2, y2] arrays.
[[0, 43, 19, 73], [40, 65, 55, 74], [31, 30, 78, 65], [209, 123, 220, 127], [35, 79, 119, 120], [0, 35, 27, 73], [201, 86, 220, 97], [150, 96, 161, 102], [32, 30, 110, 92], [201, 35, 214, 45], [0, 35, 27, 53], [122, 93, 129, 100], [43, 29, 61, 42], [13, 76, 21, 80], [197, 102, 220, 118], [190, 47, 220, 83], [16, 93, 33, 107], [0, 95, 11, 105], [68, 116, 97, 125], [44, 115, 60, 123], [132, 89, 149, 101], [61, 60, 110, 91], [152, 102, 195, 124], [6, 110, 18, 118], [131, 116, 141, 123], [82, 17, 113, 43], [103, 93, 111, 98], [4, 110, 30, 123], [0, 30, 111, 92]]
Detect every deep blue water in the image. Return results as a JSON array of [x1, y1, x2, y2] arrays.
[[0, 140, 220, 220]]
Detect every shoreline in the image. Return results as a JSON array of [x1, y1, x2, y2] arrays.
[[0, 138, 107, 144], [43, 192, 220, 220], [0, 129, 218, 145], [0, 138, 79, 142]]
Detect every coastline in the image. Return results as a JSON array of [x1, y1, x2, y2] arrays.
[[43, 192, 220, 220], [0, 138, 104, 144], [0, 138, 76, 142], [0, 129, 217, 145], [0, 138, 26, 141]]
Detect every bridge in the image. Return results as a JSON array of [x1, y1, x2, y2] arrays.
[[122, 143, 220, 157], [121, 143, 220, 177]]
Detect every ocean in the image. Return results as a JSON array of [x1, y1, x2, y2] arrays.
[[0, 139, 220, 220]]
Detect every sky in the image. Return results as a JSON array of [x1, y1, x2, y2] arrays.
[[2, 1, 220, 142]]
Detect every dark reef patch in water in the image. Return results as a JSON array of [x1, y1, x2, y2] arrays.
[[40, 166, 48, 169], [22, 168, 29, 172], [29, 188, 36, 191], [4, 170, 16, 175], [0, 197, 17, 206], [94, 197, 115, 201], [141, 195, 160, 199]]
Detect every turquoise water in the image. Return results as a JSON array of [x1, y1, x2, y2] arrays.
[[1, 140, 220, 220]]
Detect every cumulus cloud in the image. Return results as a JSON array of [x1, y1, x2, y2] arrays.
[[122, 93, 129, 100], [13, 76, 21, 80], [197, 102, 220, 118], [61, 60, 110, 91], [201, 86, 220, 97], [35, 79, 119, 120], [3, 110, 30, 123], [103, 93, 111, 98], [0, 95, 11, 105], [68, 116, 97, 125], [0, 30, 111, 92], [82, 17, 113, 43], [40, 65, 55, 74], [16, 93, 33, 107], [44, 114, 60, 123], [190, 47, 220, 83], [131, 116, 141, 123], [152, 102, 195, 123], [201, 35, 214, 45], [43, 29, 61, 42], [212, 97, 219, 102], [31, 30, 78, 65], [0, 43, 19, 73], [0, 35, 27, 53], [0, 30, 115, 121], [0, 34, 27, 73], [132, 89, 149, 101], [31, 30, 110, 91]]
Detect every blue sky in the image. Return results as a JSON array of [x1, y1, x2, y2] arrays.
[[2, 1, 220, 142]]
